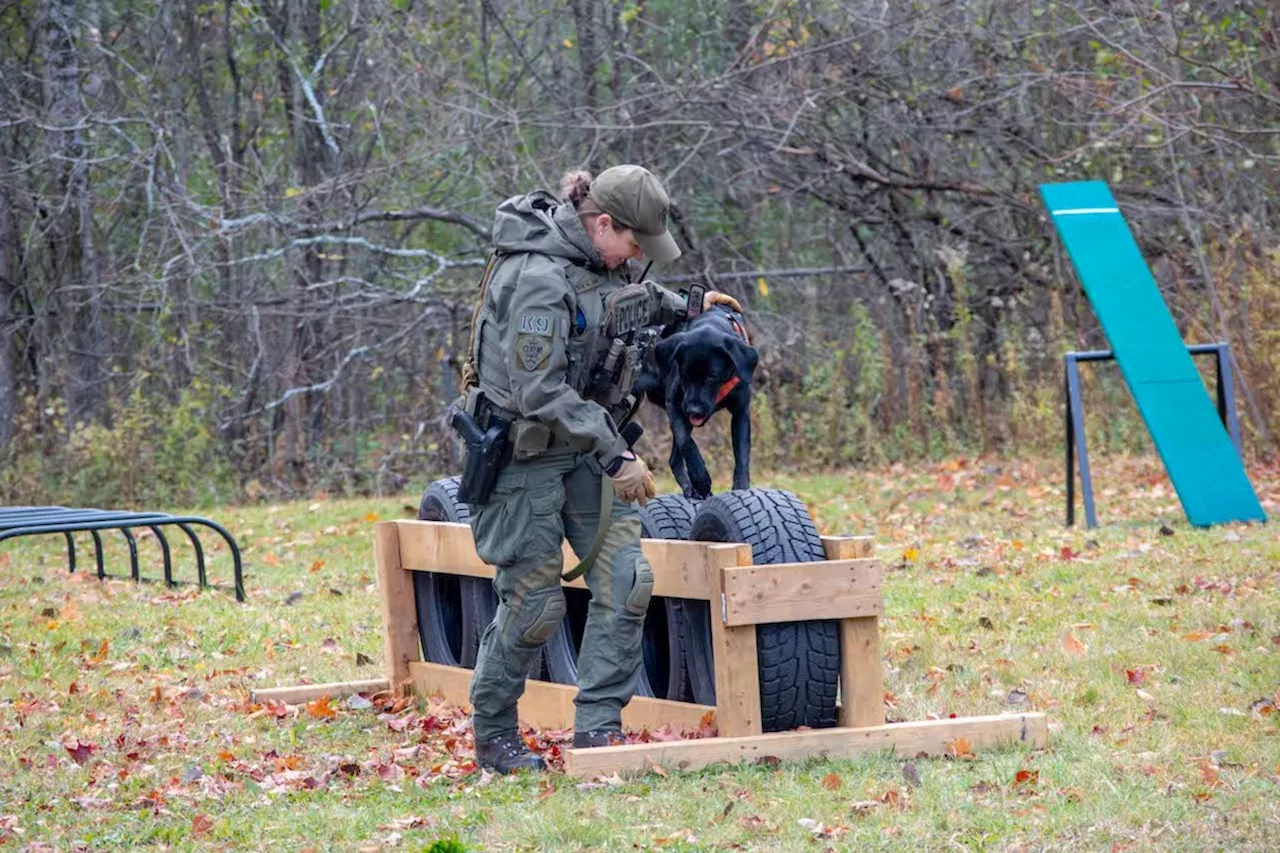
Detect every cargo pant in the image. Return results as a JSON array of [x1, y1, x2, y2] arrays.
[[468, 445, 653, 741]]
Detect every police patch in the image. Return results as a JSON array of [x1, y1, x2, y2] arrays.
[[519, 314, 552, 335], [516, 334, 551, 371]]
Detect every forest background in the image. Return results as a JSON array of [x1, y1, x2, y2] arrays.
[[2, 0, 1278, 506]]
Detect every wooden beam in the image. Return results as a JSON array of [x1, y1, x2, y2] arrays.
[[250, 679, 389, 706], [375, 521, 419, 695], [838, 616, 883, 727], [822, 536, 885, 728], [392, 520, 717, 599], [409, 662, 715, 733], [720, 558, 882, 626], [707, 543, 761, 738], [821, 535, 874, 559], [564, 713, 1048, 777]]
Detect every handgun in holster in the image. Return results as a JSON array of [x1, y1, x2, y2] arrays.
[[451, 393, 512, 505]]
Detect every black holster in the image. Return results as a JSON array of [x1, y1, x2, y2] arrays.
[[451, 395, 512, 505]]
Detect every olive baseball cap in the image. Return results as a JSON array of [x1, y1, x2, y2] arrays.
[[588, 165, 682, 263]]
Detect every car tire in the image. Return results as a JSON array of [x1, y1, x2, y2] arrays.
[[686, 488, 840, 731]]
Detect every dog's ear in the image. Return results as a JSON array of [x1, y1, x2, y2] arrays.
[[655, 332, 686, 375], [728, 335, 759, 383]]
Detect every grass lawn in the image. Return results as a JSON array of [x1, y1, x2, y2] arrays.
[[2, 455, 1279, 852]]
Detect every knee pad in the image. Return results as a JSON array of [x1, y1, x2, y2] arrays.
[[514, 585, 566, 645], [622, 553, 654, 617]]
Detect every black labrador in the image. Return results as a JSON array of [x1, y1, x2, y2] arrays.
[[634, 305, 759, 500]]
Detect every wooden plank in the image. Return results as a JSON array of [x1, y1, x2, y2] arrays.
[[393, 520, 716, 599], [820, 535, 885, 728], [822, 535, 873, 560], [838, 616, 884, 728], [720, 558, 882, 627], [251, 679, 389, 706], [707, 543, 761, 738], [564, 713, 1049, 777], [375, 521, 419, 695], [409, 662, 715, 733]]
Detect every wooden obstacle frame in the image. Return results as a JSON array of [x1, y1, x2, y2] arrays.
[[256, 520, 1047, 777]]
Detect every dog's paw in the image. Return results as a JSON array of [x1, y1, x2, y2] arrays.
[[731, 477, 750, 492], [687, 474, 713, 501]]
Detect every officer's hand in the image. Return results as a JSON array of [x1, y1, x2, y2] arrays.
[[609, 453, 657, 505], [703, 290, 742, 312]]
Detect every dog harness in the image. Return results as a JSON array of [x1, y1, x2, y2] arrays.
[[713, 315, 751, 405]]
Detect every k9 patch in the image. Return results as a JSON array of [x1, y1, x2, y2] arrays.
[[515, 334, 551, 371], [519, 314, 552, 335]]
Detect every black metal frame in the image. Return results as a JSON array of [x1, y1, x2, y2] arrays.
[[0, 507, 244, 601], [1065, 342, 1242, 529]]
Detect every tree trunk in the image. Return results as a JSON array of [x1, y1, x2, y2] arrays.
[[42, 0, 105, 427], [0, 180, 16, 451], [569, 0, 598, 116]]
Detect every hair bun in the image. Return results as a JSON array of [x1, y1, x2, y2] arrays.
[[560, 170, 594, 206]]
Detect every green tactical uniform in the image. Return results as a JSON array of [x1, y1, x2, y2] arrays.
[[465, 187, 687, 742]]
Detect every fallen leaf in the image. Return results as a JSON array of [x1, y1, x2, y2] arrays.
[[850, 800, 881, 814], [949, 736, 974, 759], [903, 547, 920, 562], [1135, 689, 1156, 703], [309, 559, 325, 573], [1125, 668, 1147, 685], [364, 512, 380, 523], [1198, 761, 1221, 788], [820, 772, 841, 791], [345, 694, 374, 711], [384, 815, 436, 831], [72, 796, 112, 809], [878, 789, 906, 809], [192, 814, 214, 837], [62, 735, 96, 765], [1062, 631, 1087, 657], [264, 552, 280, 567], [902, 761, 921, 787], [306, 696, 337, 719], [89, 639, 109, 664]]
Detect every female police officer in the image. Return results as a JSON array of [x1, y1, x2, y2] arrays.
[[459, 165, 738, 772]]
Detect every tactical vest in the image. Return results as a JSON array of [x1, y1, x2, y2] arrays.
[[464, 254, 656, 430]]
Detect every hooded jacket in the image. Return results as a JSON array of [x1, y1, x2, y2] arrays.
[[471, 190, 686, 467]]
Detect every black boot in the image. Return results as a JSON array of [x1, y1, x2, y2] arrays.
[[474, 732, 546, 774], [572, 729, 625, 749]]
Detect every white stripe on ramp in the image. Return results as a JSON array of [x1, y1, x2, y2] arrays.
[[1051, 207, 1120, 216]]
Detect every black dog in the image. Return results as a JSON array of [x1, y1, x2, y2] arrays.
[[634, 305, 759, 499]]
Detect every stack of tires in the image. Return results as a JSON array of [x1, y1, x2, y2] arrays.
[[414, 478, 839, 732]]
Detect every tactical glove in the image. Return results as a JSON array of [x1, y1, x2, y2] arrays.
[[703, 290, 742, 312], [608, 452, 656, 505]]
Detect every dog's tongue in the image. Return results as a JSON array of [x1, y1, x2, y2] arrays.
[[688, 415, 707, 427]]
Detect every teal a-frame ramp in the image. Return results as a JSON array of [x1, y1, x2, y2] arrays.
[[1039, 180, 1266, 527]]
